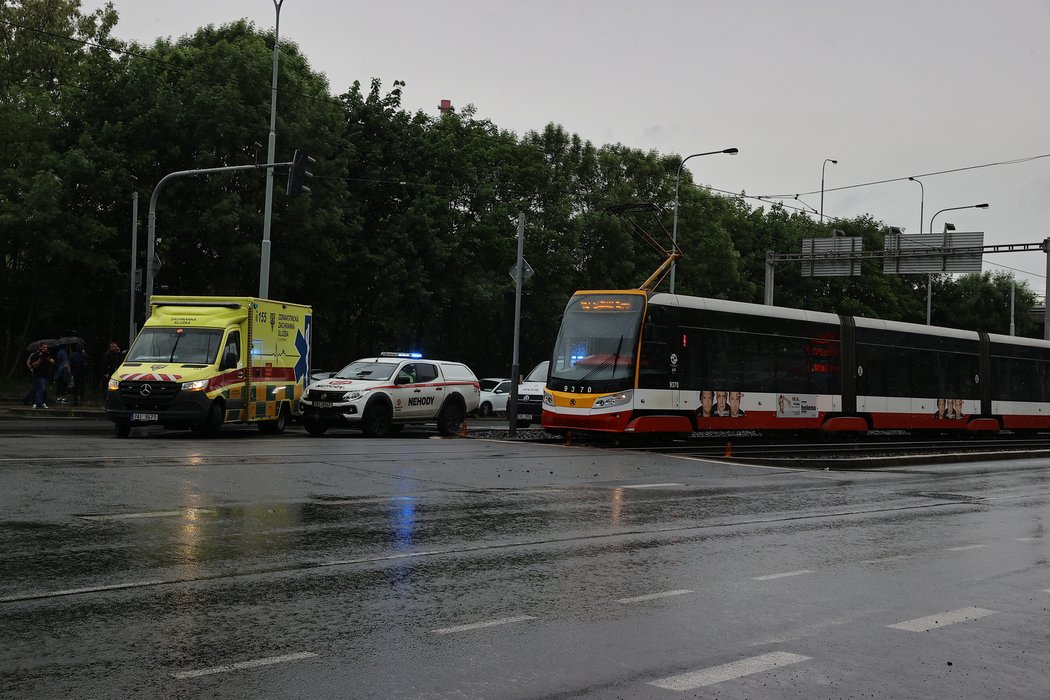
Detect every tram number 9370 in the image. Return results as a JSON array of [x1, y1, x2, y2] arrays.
[[562, 385, 594, 394]]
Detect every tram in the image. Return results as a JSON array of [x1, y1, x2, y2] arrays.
[[540, 289, 1050, 436]]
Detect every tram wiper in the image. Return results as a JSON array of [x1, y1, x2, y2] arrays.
[[579, 335, 624, 383]]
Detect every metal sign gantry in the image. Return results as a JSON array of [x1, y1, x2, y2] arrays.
[[764, 238, 1050, 339]]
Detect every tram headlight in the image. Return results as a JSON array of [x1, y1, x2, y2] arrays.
[[543, 391, 554, 406], [593, 390, 633, 409]]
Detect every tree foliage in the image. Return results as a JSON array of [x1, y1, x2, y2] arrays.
[[1, 1, 1041, 379]]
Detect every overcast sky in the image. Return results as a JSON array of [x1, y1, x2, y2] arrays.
[[84, 0, 1050, 301]]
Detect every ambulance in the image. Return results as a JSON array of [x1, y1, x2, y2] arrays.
[[106, 296, 311, 438]]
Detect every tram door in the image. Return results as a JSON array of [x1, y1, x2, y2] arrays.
[[640, 304, 682, 408]]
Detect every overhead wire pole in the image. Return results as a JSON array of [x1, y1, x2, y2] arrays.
[[507, 213, 525, 438], [259, 0, 285, 299]]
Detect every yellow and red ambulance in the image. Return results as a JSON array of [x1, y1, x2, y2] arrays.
[[105, 296, 311, 437]]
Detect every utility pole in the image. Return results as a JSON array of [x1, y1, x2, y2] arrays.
[[128, 191, 138, 346], [507, 213, 525, 438], [259, 0, 285, 298]]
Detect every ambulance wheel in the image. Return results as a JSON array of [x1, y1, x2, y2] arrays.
[[194, 402, 223, 437], [259, 406, 288, 435], [304, 419, 328, 436], [114, 420, 131, 438], [478, 402, 493, 418], [361, 401, 392, 437], [437, 401, 465, 437]]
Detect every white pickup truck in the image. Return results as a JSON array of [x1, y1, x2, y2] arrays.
[[300, 354, 480, 437]]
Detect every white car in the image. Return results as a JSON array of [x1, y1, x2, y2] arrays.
[[300, 354, 480, 437], [476, 378, 512, 417], [515, 361, 548, 428]]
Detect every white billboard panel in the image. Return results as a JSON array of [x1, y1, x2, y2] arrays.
[[883, 232, 984, 274]]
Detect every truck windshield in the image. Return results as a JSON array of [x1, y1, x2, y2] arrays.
[[335, 361, 397, 381], [126, 328, 224, 365], [549, 293, 645, 393]]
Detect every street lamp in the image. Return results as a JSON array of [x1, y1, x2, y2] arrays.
[[925, 202, 990, 325], [820, 158, 837, 223], [259, 0, 285, 299], [670, 147, 739, 294], [908, 176, 924, 235], [930, 202, 989, 233]]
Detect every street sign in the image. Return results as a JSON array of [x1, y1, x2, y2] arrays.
[[800, 236, 863, 277], [509, 259, 534, 283], [883, 231, 984, 274]]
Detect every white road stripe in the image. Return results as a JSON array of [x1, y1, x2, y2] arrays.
[[888, 607, 998, 632], [947, 544, 987, 551], [80, 509, 215, 521], [620, 483, 686, 489], [648, 651, 811, 691], [173, 651, 318, 679], [430, 615, 535, 635], [0, 580, 165, 602], [861, 555, 911, 564], [1014, 537, 1038, 541], [617, 589, 694, 604], [753, 570, 813, 581]]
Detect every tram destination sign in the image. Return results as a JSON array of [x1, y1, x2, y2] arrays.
[[882, 231, 984, 274], [800, 236, 863, 277]]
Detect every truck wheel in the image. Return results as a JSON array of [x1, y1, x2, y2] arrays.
[[437, 400, 465, 437], [259, 406, 288, 435], [114, 421, 131, 438], [304, 419, 328, 436], [361, 401, 392, 437]]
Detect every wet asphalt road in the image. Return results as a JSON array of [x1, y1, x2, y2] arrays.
[[2, 417, 1050, 699]]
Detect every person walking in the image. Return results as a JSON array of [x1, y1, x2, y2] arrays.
[[70, 342, 90, 406], [53, 344, 72, 403], [27, 342, 56, 409]]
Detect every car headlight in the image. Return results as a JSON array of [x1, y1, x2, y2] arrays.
[[592, 390, 633, 409], [543, 391, 554, 406], [107, 378, 120, 390], [181, 379, 209, 391], [345, 390, 366, 401]]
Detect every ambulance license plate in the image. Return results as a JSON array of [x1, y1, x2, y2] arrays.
[[131, 413, 158, 422], [314, 401, 333, 409], [517, 413, 531, 421]]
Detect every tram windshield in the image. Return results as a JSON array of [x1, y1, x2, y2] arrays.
[[549, 293, 645, 393]]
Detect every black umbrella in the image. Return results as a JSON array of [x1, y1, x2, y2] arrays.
[[26, 338, 59, 352], [57, 335, 85, 347]]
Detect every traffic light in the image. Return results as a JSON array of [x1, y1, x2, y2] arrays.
[[286, 149, 315, 197]]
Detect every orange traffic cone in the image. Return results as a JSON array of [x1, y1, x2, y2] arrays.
[[565, 430, 573, 446], [724, 441, 733, 457], [460, 420, 469, 437]]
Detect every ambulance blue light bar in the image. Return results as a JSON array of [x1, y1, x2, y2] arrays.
[[380, 351, 423, 359]]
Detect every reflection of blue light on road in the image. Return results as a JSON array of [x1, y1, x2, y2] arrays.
[[391, 496, 417, 550]]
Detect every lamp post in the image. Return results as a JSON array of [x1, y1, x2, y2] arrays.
[[259, 0, 284, 299], [909, 177, 930, 324], [820, 158, 837, 223], [908, 177, 924, 234], [926, 202, 989, 325], [670, 147, 738, 294], [929, 202, 989, 233]]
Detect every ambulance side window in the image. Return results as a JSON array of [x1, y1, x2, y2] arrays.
[[221, 331, 241, 370]]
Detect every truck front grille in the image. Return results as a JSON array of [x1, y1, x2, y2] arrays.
[[118, 381, 181, 410]]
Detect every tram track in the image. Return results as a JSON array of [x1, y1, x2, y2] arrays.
[[589, 433, 1050, 468]]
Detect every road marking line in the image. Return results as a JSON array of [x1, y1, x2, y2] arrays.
[[753, 570, 813, 581], [80, 509, 215, 521], [861, 555, 911, 564], [620, 483, 686, 489], [0, 580, 166, 602], [947, 544, 987, 551], [1014, 537, 1039, 541], [617, 589, 694, 604], [648, 651, 811, 691], [888, 607, 998, 632], [430, 615, 535, 635], [173, 651, 318, 679]]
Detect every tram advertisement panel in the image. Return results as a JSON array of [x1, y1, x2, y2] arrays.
[[776, 394, 819, 418]]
